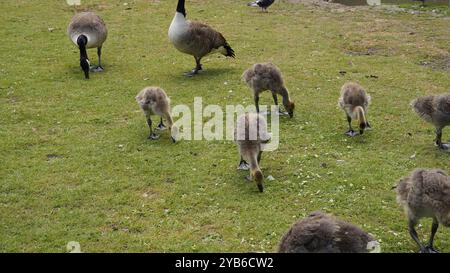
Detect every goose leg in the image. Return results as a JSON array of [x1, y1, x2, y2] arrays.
[[156, 117, 166, 130], [146, 116, 159, 140], [425, 218, 440, 253], [345, 114, 357, 137], [409, 220, 427, 253], [185, 57, 202, 77], [272, 91, 288, 116], [238, 156, 250, 170], [257, 151, 262, 164], [91, 47, 104, 72], [436, 127, 449, 151], [254, 94, 260, 113]]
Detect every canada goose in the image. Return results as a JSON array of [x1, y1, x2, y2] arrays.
[[338, 82, 371, 137], [242, 63, 295, 118], [411, 94, 450, 152], [278, 211, 380, 253], [234, 113, 271, 192], [247, 0, 275, 12], [168, 0, 235, 77], [395, 168, 450, 253], [68, 12, 107, 79], [136, 87, 177, 143]]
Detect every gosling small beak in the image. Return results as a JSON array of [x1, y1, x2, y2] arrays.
[[359, 129, 364, 135], [288, 112, 294, 118], [171, 136, 176, 143]]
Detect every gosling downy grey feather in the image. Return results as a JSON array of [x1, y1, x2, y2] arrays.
[[338, 82, 371, 136], [411, 94, 450, 151], [395, 168, 450, 253], [234, 113, 271, 192], [136, 87, 177, 143], [242, 63, 295, 117], [278, 211, 380, 253]]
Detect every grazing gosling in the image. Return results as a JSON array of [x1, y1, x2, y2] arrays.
[[395, 168, 450, 253], [234, 113, 271, 193], [278, 211, 380, 253], [247, 0, 275, 12], [338, 82, 371, 137], [68, 12, 107, 79], [242, 63, 295, 118], [411, 93, 450, 152], [136, 87, 177, 143], [168, 0, 235, 77]]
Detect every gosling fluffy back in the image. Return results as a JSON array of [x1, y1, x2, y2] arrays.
[[338, 82, 371, 116], [242, 63, 285, 93], [395, 168, 450, 226], [278, 211, 379, 253], [411, 94, 450, 125]]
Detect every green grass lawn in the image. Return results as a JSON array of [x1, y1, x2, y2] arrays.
[[0, 0, 449, 253]]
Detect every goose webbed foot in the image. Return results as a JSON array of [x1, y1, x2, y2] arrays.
[[438, 143, 450, 151], [425, 245, 440, 253], [345, 129, 358, 137], [148, 132, 160, 140], [90, 66, 104, 72], [237, 160, 250, 170], [156, 122, 166, 131], [184, 65, 202, 77], [419, 245, 440, 253]]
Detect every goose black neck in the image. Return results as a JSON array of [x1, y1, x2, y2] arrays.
[[77, 35, 88, 59], [176, 0, 186, 17]]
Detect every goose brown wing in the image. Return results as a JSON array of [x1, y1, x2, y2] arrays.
[[187, 22, 228, 56]]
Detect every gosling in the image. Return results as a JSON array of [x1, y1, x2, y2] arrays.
[[395, 168, 450, 253], [234, 113, 271, 192], [136, 87, 177, 143], [278, 211, 380, 253], [338, 82, 371, 137], [411, 94, 450, 152], [242, 63, 295, 118]]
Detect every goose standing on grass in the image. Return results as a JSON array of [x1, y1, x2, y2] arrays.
[[234, 113, 271, 193], [395, 169, 450, 253], [136, 87, 178, 143], [338, 82, 371, 137], [168, 0, 235, 77], [278, 211, 380, 253], [242, 63, 295, 117], [68, 12, 107, 79], [411, 94, 450, 152], [247, 0, 275, 12]]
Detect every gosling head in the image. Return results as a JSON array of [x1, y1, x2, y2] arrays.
[[253, 170, 264, 193], [359, 121, 369, 135], [80, 57, 90, 79], [285, 101, 295, 118]]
